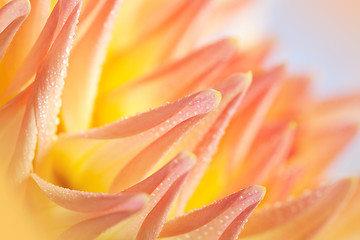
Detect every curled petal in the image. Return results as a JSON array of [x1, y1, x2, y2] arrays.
[[110, 114, 207, 192], [7, 1, 81, 185], [316, 179, 360, 239], [72, 89, 221, 139], [96, 38, 237, 125], [5, 0, 80, 97], [300, 92, 360, 135], [0, 0, 30, 61], [240, 178, 357, 239], [292, 123, 358, 193], [0, 0, 51, 94], [0, 86, 30, 167], [41, 89, 220, 192], [61, 0, 123, 132], [59, 210, 143, 240], [228, 66, 285, 171], [176, 73, 251, 214], [101, 152, 195, 240], [100, 0, 212, 93], [32, 174, 147, 213], [267, 76, 311, 120], [223, 122, 296, 196], [159, 185, 265, 240]]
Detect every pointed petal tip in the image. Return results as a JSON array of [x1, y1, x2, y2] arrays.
[[177, 151, 197, 166], [215, 73, 252, 94], [249, 184, 267, 199], [31, 173, 148, 213], [159, 185, 265, 239], [204, 88, 222, 109]]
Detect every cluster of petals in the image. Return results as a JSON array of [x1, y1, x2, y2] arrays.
[[0, 0, 359, 239]]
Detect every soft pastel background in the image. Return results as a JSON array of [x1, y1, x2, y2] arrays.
[[218, 0, 360, 178]]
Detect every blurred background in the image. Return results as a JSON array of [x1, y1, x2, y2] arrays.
[[221, 0, 360, 178]]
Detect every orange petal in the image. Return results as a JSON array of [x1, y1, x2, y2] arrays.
[[110, 114, 206, 192], [99, 0, 212, 96], [0, 0, 51, 91], [32, 174, 146, 213], [101, 152, 195, 240], [211, 41, 273, 85], [72, 89, 221, 139], [7, 1, 81, 185], [40, 89, 220, 192], [4, 0, 80, 98], [316, 179, 360, 239], [240, 179, 357, 239], [0, 0, 30, 62], [176, 73, 251, 214], [267, 76, 311, 121], [228, 66, 285, 171], [223, 122, 296, 196], [301, 92, 360, 131], [263, 165, 304, 204], [0, 86, 31, 170], [159, 185, 265, 240], [59, 210, 143, 240], [61, 0, 123, 132], [292, 123, 357, 193], [96, 38, 237, 125]]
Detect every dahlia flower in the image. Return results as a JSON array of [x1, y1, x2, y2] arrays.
[[0, 0, 359, 239]]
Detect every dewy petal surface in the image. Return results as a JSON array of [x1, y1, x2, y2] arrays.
[[99, 152, 196, 240], [32, 175, 147, 240], [61, 0, 123, 132], [1, 0, 359, 239], [4, 0, 80, 98], [7, 1, 81, 185], [159, 185, 265, 240], [96, 38, 238, 125], [39, 89, 220, 192], [0, 0, 50, 93], [239, 178, 357, 240], [32, 174, 147, 213], [175, 73, 252, 214]]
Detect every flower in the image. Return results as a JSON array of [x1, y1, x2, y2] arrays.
[[0, 0, 359, 239]]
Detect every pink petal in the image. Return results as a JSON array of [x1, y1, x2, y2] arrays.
[[211, 41, 273, 85], [264, 166, 304, 204], [291, 123, 358, 193], [59, 210, 143, 240], [0, 0, 51, 93], [0, 0, 30, 61], [41, 89, 220, 191], [71, 89, 221, 139], [61, 0, 123, 132], [318, 179, 360, 239], [240, 179, 357, 239], [7, 1, 81, 185], [0, 86, 30, 167], [32, 174, 147, 213], [109, 114, 206, 192], [301, 92, 360, 130], [223, 122, 296, 196], [267, 76, 311, 120], [99, 0, 212, 95], [159, 185, 265, 240], [103, 152, 195, 240], [96, 38, 237, 125], [227, 66, 285, 171], [175, 73, 251, 214], [4, 0, 80, 97]]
